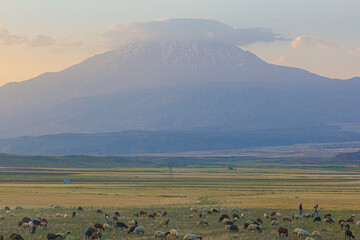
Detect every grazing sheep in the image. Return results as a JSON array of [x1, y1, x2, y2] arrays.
[[247, 224, 262, 233], [242, 207, 248, 212], [128, 220, 138, 226], [160, 219, 170, 227], [85, 227, 97, 239], [15, 206, 23, 210], [211, 208, 220, 213], [154, 231, 170, 240], [47, 231, 71, 240], [323, 217, 334, 224], [231, 208, 238, 212], [63, 213, 69, 218], [270, 220, 279, 226], [4, 206, 10, 211], [278, 227, 288, 236], [199, 212, 206, 218], [312, 230, 321, 239], [296, 229, 311, 237], [96, 209, 102, 214], [240, 213, 245, 219], [304, 213, 314, 218], [313, 216, 321, 222], [90, 232, 102, 240], [7, 212, 15, 217], [271, 212, 276, 216], [283, 216, 292, 222], [218, 214, 230, 222], [347, 216, 356, 224], [10, 234, 24, 240], [233, 214, 240, 219], [115, 222, 128, 229], [170, 229, 179, 239], [55, 213, 63, 218], [292, 214, 301, 220], [21, 217, 32, 223], [133, 226, 145, 234], [222, 219, 233, 225], [229, 224, 239, 232], [94, 223, 105, 231], [270, 216, 277, 221], [275, 212, 281, 217], [356, 221, 360, 226], [149, 213, 156, 220], [345, 229, 355, 239], [162, 211, 167, 217], [103, 223, 112, 231], [263, 213, 269, 219], [183, 234, 202, 240], [220, 207, 227, 212], [256, 217, 263, 223], [197, 220, 209, 226]]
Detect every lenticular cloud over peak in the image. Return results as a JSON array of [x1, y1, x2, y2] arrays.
[[103, 18, 284, 48]]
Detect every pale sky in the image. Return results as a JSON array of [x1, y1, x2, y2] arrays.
[[1, 0, 359, 86]]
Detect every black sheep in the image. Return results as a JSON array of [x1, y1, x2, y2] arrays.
[[345, 229, 355, 239], [230, 225, 239, 232], [313, 216, 321, 222], [115, 222, 129, 229]]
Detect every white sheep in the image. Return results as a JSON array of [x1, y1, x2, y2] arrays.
[[183, 234, 202, 240], [297, 229, 311, 237], [103, 223, 112, 231], [170, 229, 179, 239], [312, 230, 321, 239], [292, 215, 301, 220], [63, 214, 69, 218], [275, 212, 281, 217], [247, 224, 262, 233], [356, 221, 360, 226], [133, 226, 145, 234], [270, 220, 279, 226], [154, 231, 170, 240]]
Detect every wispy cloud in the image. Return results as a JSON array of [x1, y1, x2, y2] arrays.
[[291, 35, 336, 49], [0, 24, 28, 45], [349, 47, 360, 56], [28, 34, 55, 48], [103, 18, 285, 48]]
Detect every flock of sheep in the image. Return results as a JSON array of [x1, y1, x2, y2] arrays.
[[0, 205, 359, 239]]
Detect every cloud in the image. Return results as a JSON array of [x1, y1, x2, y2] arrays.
[[103, 18, 285, 48], [291, 35, 336, 49], [349, 47, 360, 56], [28, 34, 55, 47], [0, 24, 28, 45]]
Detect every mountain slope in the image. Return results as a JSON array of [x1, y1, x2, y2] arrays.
[[0, 40, 359, 138]]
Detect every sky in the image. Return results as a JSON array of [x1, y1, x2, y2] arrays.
[[0, 0, 359, 86]]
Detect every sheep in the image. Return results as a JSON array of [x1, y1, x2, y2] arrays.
[[21, 221, 34, 228], [347, 216, 356, 224], [4, 206, 10, 211], [21, 217, 32, 223], [96, 209, 102, 214], [222, 219, 233, 225], [10, 233, 24, 240], [162, 211, 167, 217], [247, 224, 262, 233], [190, 208, 198, 213], [256, 217, 263, 224], [292, 214, 301, 220], [356, 221, 360, 226], [304, 213, 314, 218], [282, 216, 291, 222], [188, 214, 194, 218], [128, 220, 138, 226], [47, 231, 71, 240], [270, 216, 277, 221], [197, 220, 209, 226], [15, 206, 23, 210], [55, 213, 63, 218], [271, 212, 276, 216], [90, 232, 102, 240], [240, 213, 245, 219], [345, 229, 355, 239], [242, 207, 248, 212], [270, 220, 279, 226], [296, 229, 311, 237], [233, 214, 240, 219], [170, 229, 179, 239], [229, 224, 239, 232], [275, 212, 281, 217], [263, 213, 269, 219], [313, 216, 321, 222], [312, 230, 321, 239], [323, 217, 334, 224], [154, 231, 170, 240], [183, 234, 202, 240], [103, 223, 112, 231], [220, 207, 227, 212], [53, 205, 62, 209], [218, 214, 230, 222], [231, 208, 238, 212], [63, 213, 69, 218], [211, 208, 220, 213], [199, 212, 206, 218], [278, 227, 288, 236], [149, 213, 156, 219], [160, 219, 170, 227], [115, 222, 128, 229], [94, 223, 105, 231], [133, 226, 145, 234], [85, 227, 97, 239], [7, 212, 15, 217]]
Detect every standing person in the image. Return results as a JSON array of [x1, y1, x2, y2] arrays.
[[299, 202, 303, 215], [313, 204, 319, 215]]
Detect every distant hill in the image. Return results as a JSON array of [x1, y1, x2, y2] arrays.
[[1, 128, 360, 155], [333, 151, 360, 164]]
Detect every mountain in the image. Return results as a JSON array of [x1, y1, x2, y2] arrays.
[[0, 40, 360, 141], [332, 151, 360, 164]]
